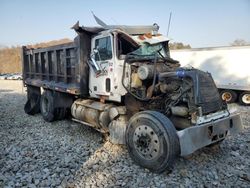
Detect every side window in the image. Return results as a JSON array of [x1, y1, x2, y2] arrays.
[[118, 34, 138, 56], [95, 36, 112, 61]]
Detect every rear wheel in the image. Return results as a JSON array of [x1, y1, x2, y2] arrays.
[[24, 86, 41, 115], [40, 90, 55, 122], [126, 111, 180, 173], [239, 92, 250, 106], [55, 107, 67, 120], [220, 90, 237, 103]]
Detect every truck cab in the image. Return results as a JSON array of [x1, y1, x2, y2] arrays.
[[88, 29, 173, 102]]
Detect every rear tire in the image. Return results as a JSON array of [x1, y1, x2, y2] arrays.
[[24, 86, 41, 115], [239, 92, 250, 106], [220, 90, 237, 103], [126, 111, 180, 173], [55, 107, 66, 120], [40, 90, 55, 122]]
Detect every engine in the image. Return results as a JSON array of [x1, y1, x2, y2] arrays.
[[123, 57, 226, 129]]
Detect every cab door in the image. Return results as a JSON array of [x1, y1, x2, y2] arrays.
[[89, 34, 114, 98]]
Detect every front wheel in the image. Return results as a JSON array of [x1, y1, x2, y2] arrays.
[[126, 111, 180, 173]]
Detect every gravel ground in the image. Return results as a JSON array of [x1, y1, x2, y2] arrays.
[[0, 80, 249, 188]]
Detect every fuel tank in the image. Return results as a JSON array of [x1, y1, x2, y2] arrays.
[[71, 99, 114, 133]]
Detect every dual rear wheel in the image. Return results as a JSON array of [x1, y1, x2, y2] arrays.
[[40, 90, 67, 122], [24, 87, 67, 121]]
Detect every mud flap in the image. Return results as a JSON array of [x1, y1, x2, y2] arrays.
[[24, 86, 41, 115]]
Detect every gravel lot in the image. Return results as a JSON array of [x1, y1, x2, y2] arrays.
[[0, 80, 249, 188]]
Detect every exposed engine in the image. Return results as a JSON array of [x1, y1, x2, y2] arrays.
[[123, 54, 226, 129]]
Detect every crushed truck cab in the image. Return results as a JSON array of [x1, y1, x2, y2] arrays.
[[22, 15, 242, 173]]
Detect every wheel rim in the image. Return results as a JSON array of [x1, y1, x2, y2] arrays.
[[133, 125, 160, 160], [242, 94, 250, 104], [221, 92, 232, 102]]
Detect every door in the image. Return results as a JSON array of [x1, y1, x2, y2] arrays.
[[89, 34, 114, 97]]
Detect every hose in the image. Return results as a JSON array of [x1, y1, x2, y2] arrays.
[[121, 55, 150, 101]]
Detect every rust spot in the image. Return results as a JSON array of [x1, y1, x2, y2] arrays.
[[100, 95, 108, 103], [145, 33, 152, 38], [138, 35, 145, 40]]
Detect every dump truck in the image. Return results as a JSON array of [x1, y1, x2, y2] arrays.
[[171, 46, 250, 105], [22, 16, 242, 173]]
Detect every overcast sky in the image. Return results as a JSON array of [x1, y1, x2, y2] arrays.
[[0, 0, 249, 48]]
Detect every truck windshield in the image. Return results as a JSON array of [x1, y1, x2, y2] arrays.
[[130, 42, 169, 58]]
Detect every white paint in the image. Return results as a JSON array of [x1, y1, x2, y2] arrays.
[[171, 46, 250, 91]]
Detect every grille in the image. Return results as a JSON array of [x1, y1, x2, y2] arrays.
[[196, 71, 223, 114]]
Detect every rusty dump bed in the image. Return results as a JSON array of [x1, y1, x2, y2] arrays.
[[22, 33, 90, 96]]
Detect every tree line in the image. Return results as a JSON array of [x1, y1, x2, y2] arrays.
[[0, 38, 249, 74], [0, 39, 72, 74]]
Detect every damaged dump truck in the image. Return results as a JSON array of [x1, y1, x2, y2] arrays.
[[22, 16, 242, 173]]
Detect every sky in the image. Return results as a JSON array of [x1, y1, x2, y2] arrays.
[[0, 0, 249, 48]]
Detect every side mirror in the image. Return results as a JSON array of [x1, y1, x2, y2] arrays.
[[93, 48, 99, 54], [92, 47, 101, 61], [88, 57, 101, 75]]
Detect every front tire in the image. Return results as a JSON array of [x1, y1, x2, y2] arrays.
[[126, 111, 180, 173]]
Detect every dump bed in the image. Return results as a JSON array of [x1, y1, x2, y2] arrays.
[[22, 34, 90, 96]]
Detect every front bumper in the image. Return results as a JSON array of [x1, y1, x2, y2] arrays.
[[177, 113, 242, 156]]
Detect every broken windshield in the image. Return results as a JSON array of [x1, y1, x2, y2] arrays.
[[130, 42, 169, 58]]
